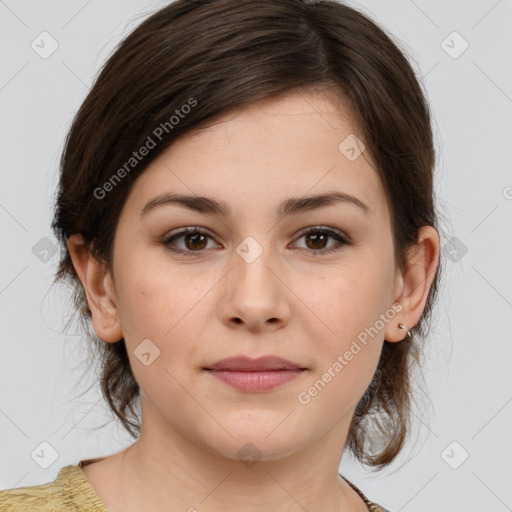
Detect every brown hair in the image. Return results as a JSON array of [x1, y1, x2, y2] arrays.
[[51, 0, 442, 469]]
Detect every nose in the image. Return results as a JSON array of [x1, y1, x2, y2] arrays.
[[218, 244, 291, 332]]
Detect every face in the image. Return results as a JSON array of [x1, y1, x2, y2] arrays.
[[96, 90, 403, 461]]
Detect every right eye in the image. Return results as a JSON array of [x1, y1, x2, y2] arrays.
[[162, 227, 220, 256]]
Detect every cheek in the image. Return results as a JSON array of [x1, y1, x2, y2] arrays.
[[116, 271, 208, 402], [115, 261, 210, 363], [305, 257, 392, 381], [308, 262, 386, 337], [114, 247, 188, 332], [298, 276, 386, 417]]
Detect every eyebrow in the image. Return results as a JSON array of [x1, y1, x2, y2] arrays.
[[140, 191, 370, 220]]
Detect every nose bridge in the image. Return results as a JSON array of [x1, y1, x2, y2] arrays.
[[220, 232, 290, 328], [233, 233, 276, 294]]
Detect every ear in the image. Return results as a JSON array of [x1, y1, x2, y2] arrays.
[[385, 225, 440, 342], [66, 234, 123, 343]]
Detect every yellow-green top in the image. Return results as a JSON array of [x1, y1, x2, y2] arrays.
[[0, 459, 390, 511], [0, 462, 108, 512]]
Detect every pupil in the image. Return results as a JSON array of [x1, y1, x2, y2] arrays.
[[308, 233, 326, 249], [186, 233, 206, 250]]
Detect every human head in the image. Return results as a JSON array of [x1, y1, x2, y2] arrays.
[[51, 0, 441, 469]]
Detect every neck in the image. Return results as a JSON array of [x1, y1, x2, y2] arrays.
[[111, 399, 367, 512]]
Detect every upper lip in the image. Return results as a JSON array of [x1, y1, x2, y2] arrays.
[[204, 355, 306, 371]]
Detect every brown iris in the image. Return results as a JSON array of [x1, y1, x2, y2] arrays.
[[184, 233, 208, 251], [304, 232, 328, 250]]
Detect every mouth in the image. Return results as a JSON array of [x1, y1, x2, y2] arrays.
[[203, 355, 308, 392], [204, 368, 307, 392]]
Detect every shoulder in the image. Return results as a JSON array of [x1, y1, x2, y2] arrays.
[[0, 465, 108, 512]]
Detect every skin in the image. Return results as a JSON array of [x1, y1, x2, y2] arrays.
[[67, 89, 440, 512]]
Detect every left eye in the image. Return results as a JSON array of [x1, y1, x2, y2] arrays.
[[293, 227, 350, 254], [162, 226, 350, 256]]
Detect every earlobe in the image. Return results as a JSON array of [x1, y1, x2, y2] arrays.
[[66, 234, 124, 343], [385, 225, 440, 343]]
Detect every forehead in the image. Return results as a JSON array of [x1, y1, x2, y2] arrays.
[[124, 89, 388, 223]]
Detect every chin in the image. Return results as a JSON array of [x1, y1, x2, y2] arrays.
[[201, 427, 308, 464]]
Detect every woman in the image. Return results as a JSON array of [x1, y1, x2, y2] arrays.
[[0, 0, 441, 510]]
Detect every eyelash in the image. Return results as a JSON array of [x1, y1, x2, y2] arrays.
[[162, 226, 351, 257]]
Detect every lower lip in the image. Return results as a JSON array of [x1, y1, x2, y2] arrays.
[[205, 369, 305, 392]]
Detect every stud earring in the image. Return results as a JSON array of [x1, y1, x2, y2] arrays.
[[398, 322, 412, 340]]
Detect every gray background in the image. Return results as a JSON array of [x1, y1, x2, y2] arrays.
[[1, 1, 511, 510]]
